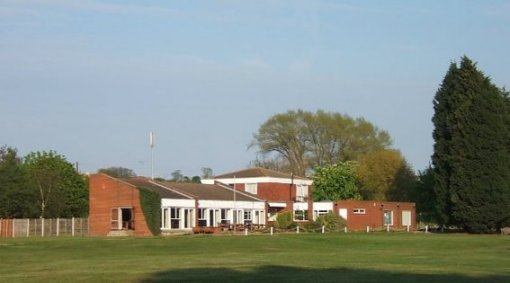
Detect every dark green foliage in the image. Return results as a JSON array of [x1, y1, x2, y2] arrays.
[[409, 167, 439, 224], [138, 187, 161, 236], [313, 162, 362, 201], [0, 146, 37, 218], [24, 151, 88, 218], [275, 211, 296, 230], [387, 161, 418, 202], [432, 56, 510, 232], [303, 212, 346, 232]]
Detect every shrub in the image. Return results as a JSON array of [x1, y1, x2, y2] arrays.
[[275, 211, 297, 230], [303, 212, 346, 233]]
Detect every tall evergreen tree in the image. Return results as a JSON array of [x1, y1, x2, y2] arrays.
[[432, 56, 510, 232]]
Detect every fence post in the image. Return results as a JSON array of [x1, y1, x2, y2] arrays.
[[321, 225, 325, 234], [26, 219, 30, 237], [56, 218, 60, 237], [344, 227, 348, 233], [12, 219, 15, 238], [244, 228, 248, 236], [386, 225, 390, 232], [367, 226, 370, 233], [297, 226, 300, 234], [72, 217, 75, 237], [425, 225, 429, 233], [406, 225, 410, 232], [41, 218, 44, 237], [270, 227, 273, 236]]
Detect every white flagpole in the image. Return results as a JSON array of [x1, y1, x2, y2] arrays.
[[233, 175, 236, 234], [150, 132, 154, 180]]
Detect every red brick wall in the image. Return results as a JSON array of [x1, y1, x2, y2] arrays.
[[89, 174, 153, 236], [0, 219, 13, 238], [335, 200, 416, 231]]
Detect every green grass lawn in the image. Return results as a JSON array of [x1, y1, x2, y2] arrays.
[[0, 232, 509, 282]]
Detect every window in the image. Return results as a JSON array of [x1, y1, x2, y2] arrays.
[[198, 208, 207, 227], [244, 210, 252, 221], [233, 209, 243, 224], [245, 183, 258, 195], [294, 210, 308, 221], [384, 210, 393, 226], [171, 208, 180, 229], [353, 208, 366, 214], [313, 209, 331, 220], [221, 209, 229, 224], [297, 185, 309, 198]]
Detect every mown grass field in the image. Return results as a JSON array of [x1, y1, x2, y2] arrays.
[[0, 232, 509, 282]]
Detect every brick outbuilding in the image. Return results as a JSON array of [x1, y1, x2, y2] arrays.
[[335, 200, 416, 231], [89, 174, 154, 236]]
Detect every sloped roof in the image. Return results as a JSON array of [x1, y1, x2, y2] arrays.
[[123, 177, 191, 199], [156, 181, 263, 202], [213, 167, 308, 180]]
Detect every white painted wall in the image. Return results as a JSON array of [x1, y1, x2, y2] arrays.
[[293, 202, 309, 210], [161, 198, 195, 208], [202, 177, 313, 186], [313, 202, 333, 211], [199, 200, 265, 210]]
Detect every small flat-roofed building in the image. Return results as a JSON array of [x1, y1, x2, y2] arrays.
[[334, 200, 416, 231]]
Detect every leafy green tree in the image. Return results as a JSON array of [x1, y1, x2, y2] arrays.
[[98, 166, 136, 178], [357, 149, 414, 201], [201, 167, 213, 179], [0, 146, 37, 218], [313, 162, 362, 201], [252, 110, 392, 176], [191, 176, 201, 183], [252, 110, 310, 176], [24, 151, 88, 218], [170, 170, 183, 182], [432, 56, 510, 232]]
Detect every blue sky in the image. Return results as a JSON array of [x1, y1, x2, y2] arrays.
[[1, 0, 509, 178]]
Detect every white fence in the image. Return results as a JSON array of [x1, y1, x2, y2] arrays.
[[0, 218, 89, 238]]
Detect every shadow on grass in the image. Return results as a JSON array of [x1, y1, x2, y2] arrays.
[[140, 265, 508, 283]]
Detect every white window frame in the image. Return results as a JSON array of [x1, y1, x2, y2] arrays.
[[384, 210, 393, 226], [297, 184, 309, 198], [294, 209, 308, 221], [170, 208, 181, 229], [244, 210, 252, 222], [245, 183, 258, 195], [313, 209, 331, 220]]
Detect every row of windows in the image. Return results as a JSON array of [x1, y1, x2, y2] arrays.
[[293, 209, 333, 221], [163, 208, 265, 229]]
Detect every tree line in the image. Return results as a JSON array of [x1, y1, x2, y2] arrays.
[[0, 147, 88, 218], [250, 57, 510, 233], [2, 56, 508, 233]]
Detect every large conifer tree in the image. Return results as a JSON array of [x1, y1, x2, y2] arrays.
[[432, 56, 510, 232]]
